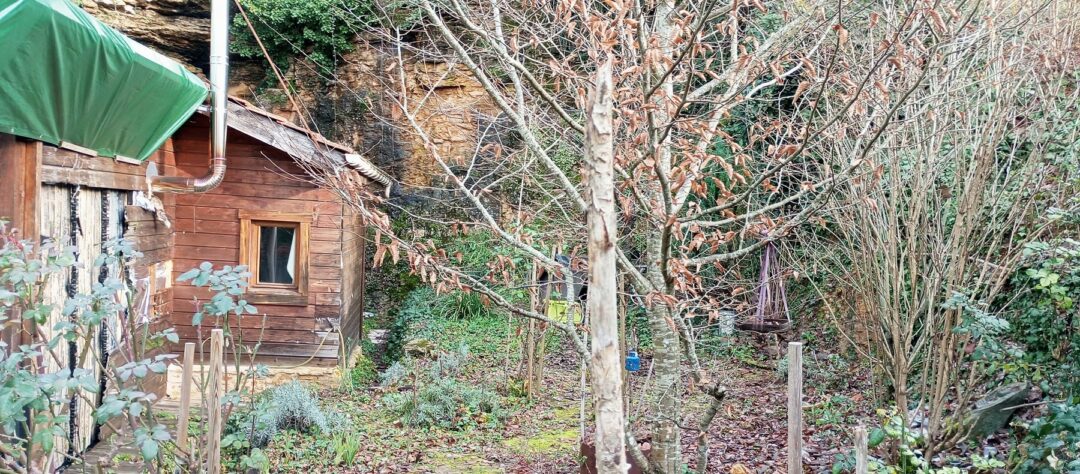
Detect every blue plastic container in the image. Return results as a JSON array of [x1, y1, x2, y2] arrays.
[[625, 350, 641, 372]]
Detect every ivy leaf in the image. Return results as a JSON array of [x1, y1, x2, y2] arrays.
[[868, 428, 886, 448]]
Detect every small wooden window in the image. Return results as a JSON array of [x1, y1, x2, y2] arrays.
[[239, 211, 310, 306]]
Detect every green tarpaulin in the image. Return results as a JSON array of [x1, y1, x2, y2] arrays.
[[0, 0, 208, 161]]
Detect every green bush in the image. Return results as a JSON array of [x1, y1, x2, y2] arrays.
[[226, 381, 348, 448], [1011, 239, 1080, 393], [346, 354, 378, 389], [271, 381, 336, 432], [385, 287, 516, 362], [230, 0, 377, 73], [0, 229, 197, 468], [1011, 401, 1080, 473], [379, 345, 504, 430], [382, 377, 503, 430]]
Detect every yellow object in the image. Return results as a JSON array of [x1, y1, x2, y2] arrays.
[[546, 300, 580, 324]]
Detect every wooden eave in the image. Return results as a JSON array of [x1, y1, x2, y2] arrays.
[[199, 97, 393, 189]]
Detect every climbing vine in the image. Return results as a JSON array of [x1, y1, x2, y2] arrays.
[[230, 0, 378, 74]]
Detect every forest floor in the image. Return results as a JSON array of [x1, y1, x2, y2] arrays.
[[257, 328, 889, 473]]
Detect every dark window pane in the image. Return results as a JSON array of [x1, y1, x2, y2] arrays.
[[258, 226, 296, 284]]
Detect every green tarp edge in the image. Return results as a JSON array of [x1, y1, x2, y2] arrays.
[[0, 0, 208, 161]]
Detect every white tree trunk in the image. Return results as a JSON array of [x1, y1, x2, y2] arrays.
[[585, 60, 629, 474], [646, 297, 682, 473]]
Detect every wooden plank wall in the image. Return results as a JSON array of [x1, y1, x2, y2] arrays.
[[340, 208, 367, 360], [169, 118, 345, 359], [120, 204, 175, 401], [38, 185, 132, 462], [39, 145, 171, 192], [31, 142, 177, 463], [0, 135, 40, 239], [0, 136, 176, 465], [38, 184, 73, 463], [0, 134, 40, 349]]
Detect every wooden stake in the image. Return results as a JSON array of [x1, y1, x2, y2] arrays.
[[525, 262, 538, 399], [854, 426, 868, 474], [787, 342, 803, 474], [176, 343, 195, 454], [206, 330, 224, 474]]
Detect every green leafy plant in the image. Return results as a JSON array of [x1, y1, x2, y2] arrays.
[[386, 287, 518, 362], [1011, 239, 1080, 394], [380, 345, 504, 430], [0, 228, 183, 472], [970, 454, 1005, 471], [864, 407, 929, 473], [231, 0, 377, 74], [270, 381, 337, 433], [226, 380, 348, 452], [331, 433, 361, 466], [1010, 401, 1080, 473], [346, 353, 378, 390], [177, 262, 258, 326]]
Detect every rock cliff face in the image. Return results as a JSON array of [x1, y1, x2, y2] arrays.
[[86, 0, 211, 72], [89, 4, 495, 187]]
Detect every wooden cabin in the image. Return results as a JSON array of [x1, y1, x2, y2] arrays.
[[0, 0, 389, 363], [0, 97, 388, 459], [0, 96, 388, 360], [0, 0, 388, 464], [168, 98, 389, 359]]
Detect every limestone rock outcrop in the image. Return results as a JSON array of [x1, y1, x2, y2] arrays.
[[86, 4, 499, 187]]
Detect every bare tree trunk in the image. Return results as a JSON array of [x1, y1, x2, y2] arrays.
[[646, 290, 681, 473], [585, 60, 629, 474]]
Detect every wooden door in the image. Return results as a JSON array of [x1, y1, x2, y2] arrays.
[[37, 185, 127, 467]]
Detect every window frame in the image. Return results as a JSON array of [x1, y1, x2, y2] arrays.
[[238, 210, 311, 306]]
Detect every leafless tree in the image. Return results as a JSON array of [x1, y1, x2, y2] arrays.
[[809, 0, 1079, 460], [245, 0, 1080, 470], [584, 60, 629, 473], [322, 0, 920, 470]]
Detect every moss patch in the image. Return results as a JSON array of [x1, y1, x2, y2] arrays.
[[551, 406, 579, 422], [504, 427, 579, 455], [423, 452, 503, 473]]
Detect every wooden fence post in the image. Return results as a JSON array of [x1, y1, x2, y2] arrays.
[[854, 426, 868, 474], [788, 342, 803, 474], [176, 342, 195, 454], [525, 262, 537, 399], [206, 330, 224, 474]]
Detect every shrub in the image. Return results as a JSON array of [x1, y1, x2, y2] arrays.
[[226, 381, 347, 448], [382, 377, 503, 430], [1011, 402, 1080, 473], [346, 354, 378, 389], [268, 381, 331, 433], [385, 287, 517, 362], [379, 345, 504, 430], [0, 230, 185, 469], [230, 0, 376, 74], [1010, 239, 1080, 394], [224, 396, 279, 449]]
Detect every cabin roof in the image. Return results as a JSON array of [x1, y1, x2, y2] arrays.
[[0, 0, 207, 161], [211, 96, 392, 188]]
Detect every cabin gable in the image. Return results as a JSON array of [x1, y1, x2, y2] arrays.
[[168, 115, 351, 359]]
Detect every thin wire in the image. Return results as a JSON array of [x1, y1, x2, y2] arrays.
[[232, 0, 331, 155]]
